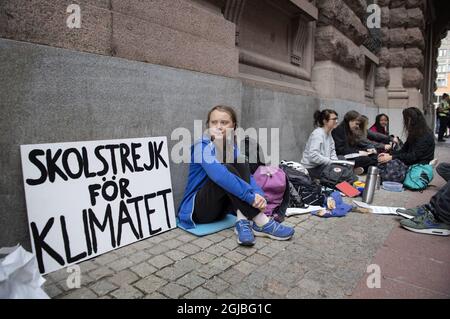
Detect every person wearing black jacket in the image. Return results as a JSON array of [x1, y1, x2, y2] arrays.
[[332, 110, 378, 173], [378, 107, 435, 166]]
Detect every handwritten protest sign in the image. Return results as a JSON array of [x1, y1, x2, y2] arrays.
[[20, 137, 176, 274]]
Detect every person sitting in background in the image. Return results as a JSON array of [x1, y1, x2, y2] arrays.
[[358, 115, 392, 154], [301, 109, 339, 179], [332, 110, 378, 174], [398, 162, 450, 236], [378, 107, 435, 166], [369, 113, 390, 136]]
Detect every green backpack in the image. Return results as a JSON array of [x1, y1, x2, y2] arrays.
[[403, 164, 433, 191]]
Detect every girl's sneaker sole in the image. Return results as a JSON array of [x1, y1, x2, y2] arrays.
[[253, 231, 293, 241]]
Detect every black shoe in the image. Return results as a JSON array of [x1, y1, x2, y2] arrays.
[[438, 139, 445, 142]]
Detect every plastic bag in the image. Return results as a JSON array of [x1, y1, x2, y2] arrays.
[[0, 245, 49, 299]]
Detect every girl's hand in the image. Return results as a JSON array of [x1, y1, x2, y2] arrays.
[[384, 144, 392, 151], [253, 194, 267, 211], [378, 153, 392, 163]]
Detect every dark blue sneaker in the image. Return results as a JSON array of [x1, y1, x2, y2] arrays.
[[252, 219, 295, 241], [235, 219, 255, 246]]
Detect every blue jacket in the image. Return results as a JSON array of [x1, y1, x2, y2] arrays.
[[177, 136, 264, 229]]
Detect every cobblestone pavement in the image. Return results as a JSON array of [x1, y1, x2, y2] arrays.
[[42, 145, 448, 299]]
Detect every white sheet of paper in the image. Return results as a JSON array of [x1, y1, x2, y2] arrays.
[[286, 206, 323, 216], [352, 200, 405, 216]]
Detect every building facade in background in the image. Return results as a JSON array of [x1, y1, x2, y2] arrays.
[[435, 33, 450, 104]]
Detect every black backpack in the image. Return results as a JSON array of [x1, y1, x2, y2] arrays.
[[244, 136, 266, 174], [280, 164, 325, 207], [319, 163, 357, 188]]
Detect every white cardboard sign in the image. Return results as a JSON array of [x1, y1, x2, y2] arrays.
[[20, 136, 176, 274]]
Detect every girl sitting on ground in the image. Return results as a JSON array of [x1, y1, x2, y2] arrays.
[[358, 115, 392, 154], [331, 110, 378, 174], [301, 109, 340, 179], [378, 107, 435, 166], [177, 105, 294, 246], [369, 113, 390, 136]]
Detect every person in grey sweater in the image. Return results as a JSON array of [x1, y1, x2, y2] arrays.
[[301, 109, 340, 179]]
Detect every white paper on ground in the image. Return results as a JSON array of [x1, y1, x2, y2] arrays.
[[0, 245, 49, 299], [286, 206, 324, 216], [352, 200, 406, 216]]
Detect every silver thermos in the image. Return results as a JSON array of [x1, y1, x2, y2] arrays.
[[362, 166, 379, 204]]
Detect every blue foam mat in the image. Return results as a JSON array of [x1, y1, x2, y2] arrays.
[[177, 214, 236, 237]]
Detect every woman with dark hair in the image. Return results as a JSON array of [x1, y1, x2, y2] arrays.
[[369, 113, 389, 136], [331, 110, 378, 173], [301, 109, 339, 179], [358, 115, 392, 153], [178, 105, 294, 246], [378, 107, 435, 165]]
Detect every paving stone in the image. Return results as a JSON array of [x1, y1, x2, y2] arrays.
[[202, 276, 230, 294], [265, 278, 289, 296], [177, 234, 196, 243], [130, 262, 157, 278], [165, 249, 187, 262], [223, 251, 247, 263], [109, 258, 136, 272], [79, 260, 100, 274], [128, 250, 152, 264], [91, 252, 120, 266], [206, 233, 227, 243], [162, 238, 184, 249], [233, 246, 257, 256], [232, 261, 258, 275], [89, 279, 118, 296], [160, 283, 190, 299], [209, 257, 235, 271], [134, 275, 168, 294], [44, 284, 63, 298], [217, 238, 237, 250], [257, 246, 280, 258], [245, 253, 271, 266], [114, 245, 137, 257], [61, 288, 97, 299], [177, 243, 202, 255], [191, 237, 215, 249], [47, 268, 69, 283], [143, 292, 168, 299], [204, 244, 229, 256], [191, 251, 216, 264], [89, 266, 114, 280], [219, 268, 247, 285], [108, 270, 140, 286], [157, 230, 180, 240], [197, 265, 224, 279], [176, 273, 207, 290], [183, 287, 216, 299], [110, 285, 144, 299], [147, 244, 170, 255], [148, 255, 174, 269]]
